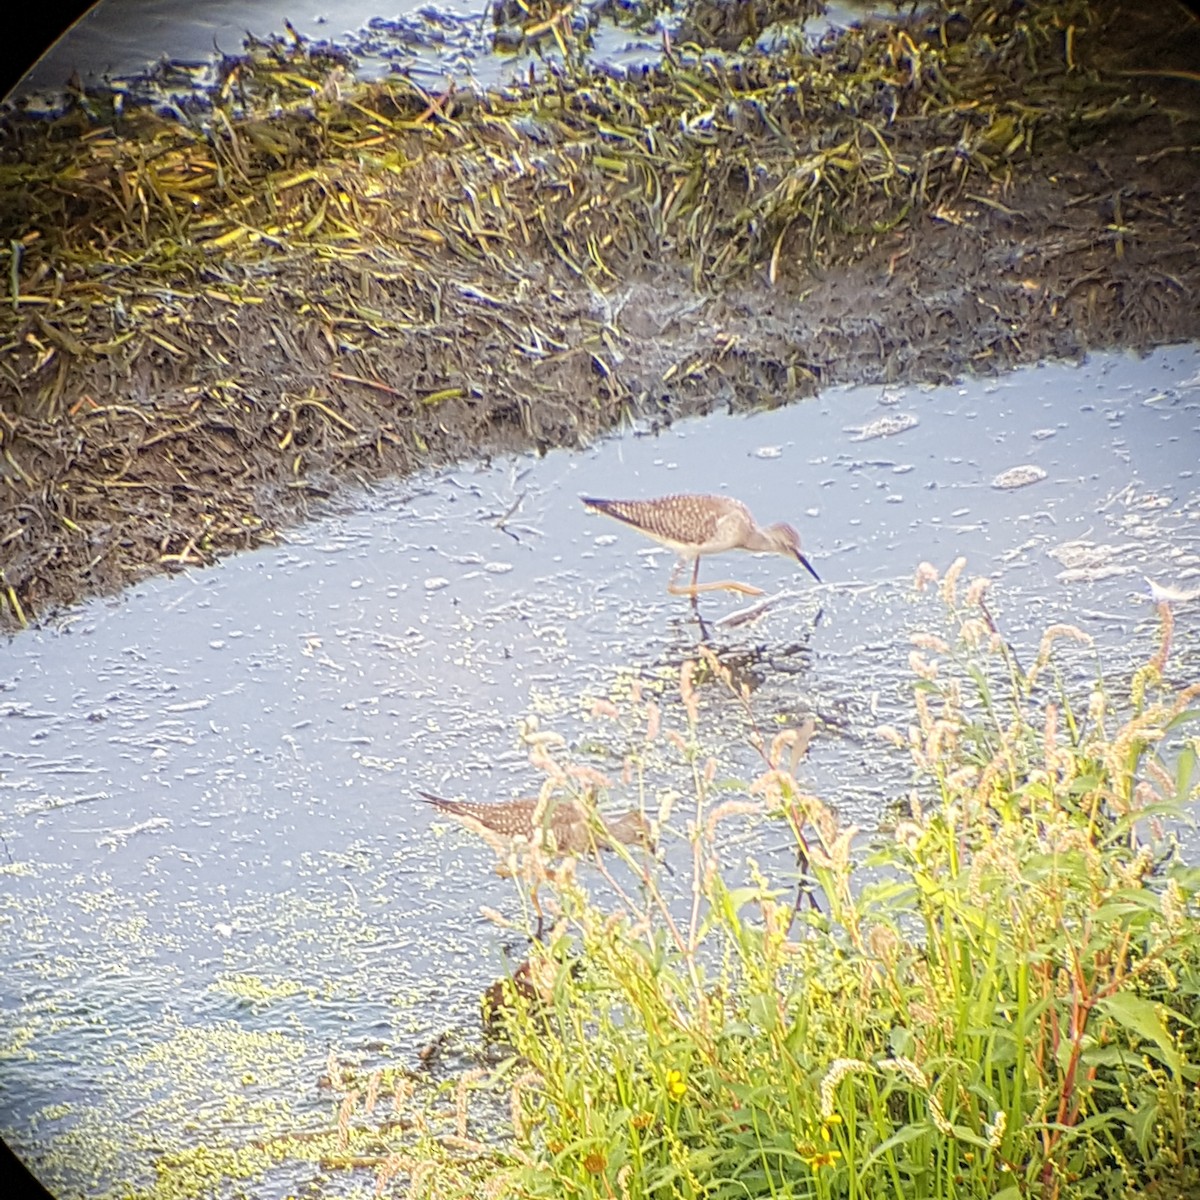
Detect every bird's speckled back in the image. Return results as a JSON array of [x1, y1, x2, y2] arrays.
[[421, 791, 649, 856], [581, 494, 749, 548]]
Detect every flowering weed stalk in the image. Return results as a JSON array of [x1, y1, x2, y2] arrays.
[[431, 563, 1200, 1200]]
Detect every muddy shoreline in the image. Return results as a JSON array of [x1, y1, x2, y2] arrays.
[[1, 0, 1198, 630]]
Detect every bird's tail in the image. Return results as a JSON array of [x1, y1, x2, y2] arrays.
[[417, 790, 489, 821], [580, 496, 650, 528]]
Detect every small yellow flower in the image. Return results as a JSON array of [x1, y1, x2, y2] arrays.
[[583, 1151, 606, 1175], [803, 1149, 842, 1171], [665, 1069, 687, 1100], [631, 1112, 654, 1130]]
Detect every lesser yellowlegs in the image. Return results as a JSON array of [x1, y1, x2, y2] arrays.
[[581, 493, 820, 597], [419, 790, 652, 859]]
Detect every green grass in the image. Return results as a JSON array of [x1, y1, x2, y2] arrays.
[[427, 559, 1200, 1200]]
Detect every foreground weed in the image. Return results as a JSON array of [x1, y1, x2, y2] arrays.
[[455, 561, 1200, 1200]]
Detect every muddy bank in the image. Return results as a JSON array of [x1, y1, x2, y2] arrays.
[[0, 0, 1197, 629]]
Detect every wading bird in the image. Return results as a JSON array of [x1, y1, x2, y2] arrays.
[[581, 493, 820, 598], [419, 790, 653, 861]]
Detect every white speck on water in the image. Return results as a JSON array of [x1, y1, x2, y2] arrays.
[[754, 446, 783, 459], [1048, 540, 1139, 571], [424, 577, 451, 591], [846, 413, 919, 441], [1058, 564, 1136, 583], [992, 464, 1047, 489], [484, 562, 514, 574]]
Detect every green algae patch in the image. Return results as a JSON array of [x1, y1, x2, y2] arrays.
[[210, 974, 310, 1010], [2, 849, 498, 1200]]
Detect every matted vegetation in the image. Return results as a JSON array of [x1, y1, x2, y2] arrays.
[[0, 0, 1198, 627]]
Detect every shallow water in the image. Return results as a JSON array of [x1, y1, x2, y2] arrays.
[[11, 0, 909, 103], [2, 345, 1199, 1196], [16, 0, 489, 99]]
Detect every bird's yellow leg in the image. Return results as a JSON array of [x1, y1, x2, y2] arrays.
[[666, 559, 765, 598], [667, 559, 699, 596], [668, 577, 766, 597], [697, 579, 766, 596]]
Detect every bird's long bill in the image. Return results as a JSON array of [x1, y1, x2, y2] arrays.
[[794, 550, 821, 582]]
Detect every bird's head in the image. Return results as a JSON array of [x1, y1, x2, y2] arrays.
[[607, 810, 656, 850], [764, 522, 821, 582], [606, 811, 677, 875]]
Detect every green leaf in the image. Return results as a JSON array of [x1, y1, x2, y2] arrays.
[[1128, 1097, 1158, 1157], [1088, 898, 1157, 923], [856, 1122, 928, 1173], [748, 992, 778, 1033], [1096, 993, 1181, 1077], [1174, 743, 1198, 805], [1164, 708, 1200, 734], [1080, 1044, 1137, 1069]]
